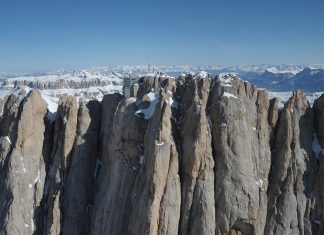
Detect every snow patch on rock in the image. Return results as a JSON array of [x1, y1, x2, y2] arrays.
[[139, 155, 144, 165], [255, 178, 264, 191], [218, 73, 234, 86], [40, 92, 59, 122], [0, 136, 11, 145], [155, 141, 165, 146], [135, 92, 160, 119], [13, 86, 32, 97], [194, 71, 208, 79], [222, 92, 238, 99], [220, 123, 227, 127]]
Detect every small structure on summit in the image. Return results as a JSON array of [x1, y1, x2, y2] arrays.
[[122, 76, 140, 98]]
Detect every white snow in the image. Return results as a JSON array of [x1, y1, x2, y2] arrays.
[[139, 155, 144, 165], [21, 159, 27, 174], [135, 92, 160, 119], [266, 67, 301, 75], [253, 127, 257, 131], [218, 73, 235, 86], [40, 92, 59, 122], [194, 71, 208, 79], [4, 69, 124, 84], [167, 96, 178, 108], [0, 87, 15, 99], [306, 92, 324, 105], [126, 97, 137, 103], [312, 133, 324, 158], [27, 208, 34, 232], [155, 141, 165, 146], [0, 86, 32, 101], [13, 86, 32, 97], [220, 123, 227, 127], [222, 92, 238, 99], [0, 136, 11, 145], [146, 92, 156, 101], [1, 66, 323, 128], [268, 92, 292, 109], [0, 74, 123, 124], [39, 84, 122, 102], [268, 92, 324, 108], [221, 83, 232, 87], [207, 115, 212, 130], [34, 170, 40, 184], [255, 178, 264, 190]]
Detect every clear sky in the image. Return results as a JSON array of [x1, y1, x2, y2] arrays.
[[0, 0, 324, 73]]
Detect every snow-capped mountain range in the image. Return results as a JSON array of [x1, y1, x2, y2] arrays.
[[0, 64, 324, 115], [2, 64, 324, 81]]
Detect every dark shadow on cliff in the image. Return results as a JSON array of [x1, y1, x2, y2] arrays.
[[33, 117, 54, 235]]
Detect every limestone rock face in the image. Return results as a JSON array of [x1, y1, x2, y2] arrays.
[[62, 100, 101, 235], [208, 75, 272, 235], [312, 94, 324, 235], [128, 80, 181, 235], [265, 91, 314, 235], [177, 74, 215, 235], [44, 96, 78, 235], [1, 74, 324, 235], [90, 93, 145, 235], [91, 80, 181, 235], [0, 90, 48, 234]]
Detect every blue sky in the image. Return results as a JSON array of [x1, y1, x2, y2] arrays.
[[0, 0, 324, 73]]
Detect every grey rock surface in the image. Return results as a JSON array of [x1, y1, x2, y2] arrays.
[[62, 100, 100, 235], [177, 74, 215, 235], [208, 75, 271, 235], [0, 74, 324, 235], [265, 91, 314, 235], [44, 96, 78, 235], [0, 90, 48, 234]]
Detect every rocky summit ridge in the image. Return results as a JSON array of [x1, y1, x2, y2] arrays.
[[0, 73, 324, 235]]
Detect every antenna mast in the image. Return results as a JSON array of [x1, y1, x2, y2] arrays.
[[148, 56, 151, 73]]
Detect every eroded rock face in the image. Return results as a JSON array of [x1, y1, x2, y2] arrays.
[[177, 74, 215, 235], [1, 74, 324, 235], [91, 79, 181, 235], [90, 93, 146, 235], [265, 91, 314, 235], [44, 96, 78, 235], [312, 94, 324, 235], [208, 75, 272, 235], [128, 80, 181, 235], [0, 90, 48, 234], [62, 100, 101, 235]]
